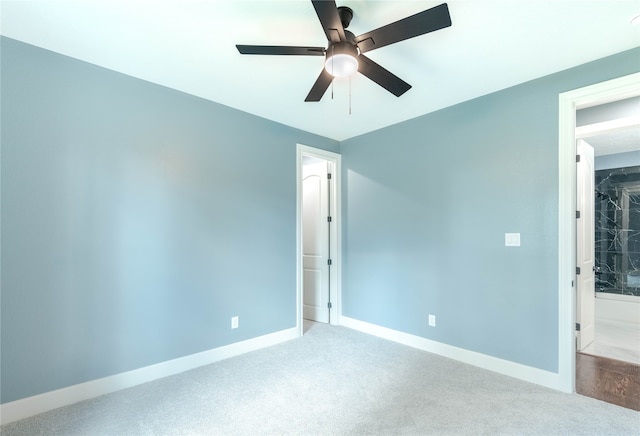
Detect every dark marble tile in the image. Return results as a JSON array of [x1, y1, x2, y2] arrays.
[[594, 165, 640, 296]]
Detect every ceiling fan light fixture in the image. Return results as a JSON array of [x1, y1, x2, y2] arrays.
[[325, 53, 358, 77], [324, 42, 359, 77]]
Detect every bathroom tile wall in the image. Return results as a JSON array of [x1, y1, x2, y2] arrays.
[[595, 165, 640, 297]]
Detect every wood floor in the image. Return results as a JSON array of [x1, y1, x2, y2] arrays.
[[576, 351, 640, 411]]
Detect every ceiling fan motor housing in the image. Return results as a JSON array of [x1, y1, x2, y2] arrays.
[[327, 41, 358, 59], [337, 6, 353, 28]]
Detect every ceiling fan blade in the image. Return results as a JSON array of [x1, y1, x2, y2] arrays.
[[354, 3, 451, 54], [311, 0, 346, 43], [236, 45, 325, 56], [305, 69, 334, 102], [357, 55, 411, 97]]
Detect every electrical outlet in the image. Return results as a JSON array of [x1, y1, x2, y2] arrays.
[[428, 314, 436, 327], [231, 316, 239, 329]]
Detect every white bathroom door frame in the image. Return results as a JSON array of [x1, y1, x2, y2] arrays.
[[296, 144, 342, 336], [558, 72, 640, 393]]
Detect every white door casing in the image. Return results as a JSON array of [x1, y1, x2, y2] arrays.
[[558, 72, 640, 393], [302, 160, 330, 323], [576, 139, 595, 350], [296, 143, 342, 336]]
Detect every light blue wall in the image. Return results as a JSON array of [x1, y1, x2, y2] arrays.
[[3, 34, 639, 404], [340, 48, 640, 372], [577, 96, 640, 126], [595, 151, 640, 170], [0, 37, 338, 403]]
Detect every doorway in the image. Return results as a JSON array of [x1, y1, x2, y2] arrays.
[[575, 108, 640, 362], [558, 72, 640, 393], [296, 144, 342, 335], [573, 99, 640, 410]]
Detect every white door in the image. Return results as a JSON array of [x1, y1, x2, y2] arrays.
[[576, 139, 595, 350], [302, 160, 330, 323]]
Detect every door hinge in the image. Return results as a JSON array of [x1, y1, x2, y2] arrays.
[[327, 302, 332, 309], [576, 210, 581, 219], [575, 323, 581, 331], [327, 259, 332, 266], [327, 216, 332, 223], [576, 267, 581, 275], [576, 154, 581, 162], [327, 173, 332, 180]]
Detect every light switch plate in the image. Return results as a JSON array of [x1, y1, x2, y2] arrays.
[[505, 233, 521, 247]]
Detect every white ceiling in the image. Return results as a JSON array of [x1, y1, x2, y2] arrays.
[[588, 126, 640, 156], [1, 0, 640, 141]]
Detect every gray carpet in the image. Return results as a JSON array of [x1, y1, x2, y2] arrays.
[[1, 321, 638, 435]]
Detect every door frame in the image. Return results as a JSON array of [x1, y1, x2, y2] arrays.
[[296, 144, 342, 335], [557, 72, 640, 392]]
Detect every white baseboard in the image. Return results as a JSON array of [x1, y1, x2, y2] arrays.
[[340, 316, 562, 391], [0, 327, 299, 425]]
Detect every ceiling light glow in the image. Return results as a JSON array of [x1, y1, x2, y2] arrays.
[[324, 42, 359, 78], [325, 54, 358, 77]]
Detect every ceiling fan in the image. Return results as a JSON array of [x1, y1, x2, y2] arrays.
[[236, 1, 452, 102]]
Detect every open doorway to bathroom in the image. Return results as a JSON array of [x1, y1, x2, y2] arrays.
[[572, 86, 640, 410], [575, 99, 640, 365], [558, 72, 640, 397]]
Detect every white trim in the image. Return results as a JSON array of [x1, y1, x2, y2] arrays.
[[557, 72, 640, 394], [340, 317, 561, 390], [0, 327, 298, 425], [575, 115, 640, 139], [596, 292, 640, 303], [296, 144, 342, 333]]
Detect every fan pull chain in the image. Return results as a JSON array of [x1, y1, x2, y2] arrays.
[[331, 46, 334, 100], [349, 75, 352, 115]]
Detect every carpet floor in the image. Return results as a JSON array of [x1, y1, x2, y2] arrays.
[[1, 321, 638, 435]]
